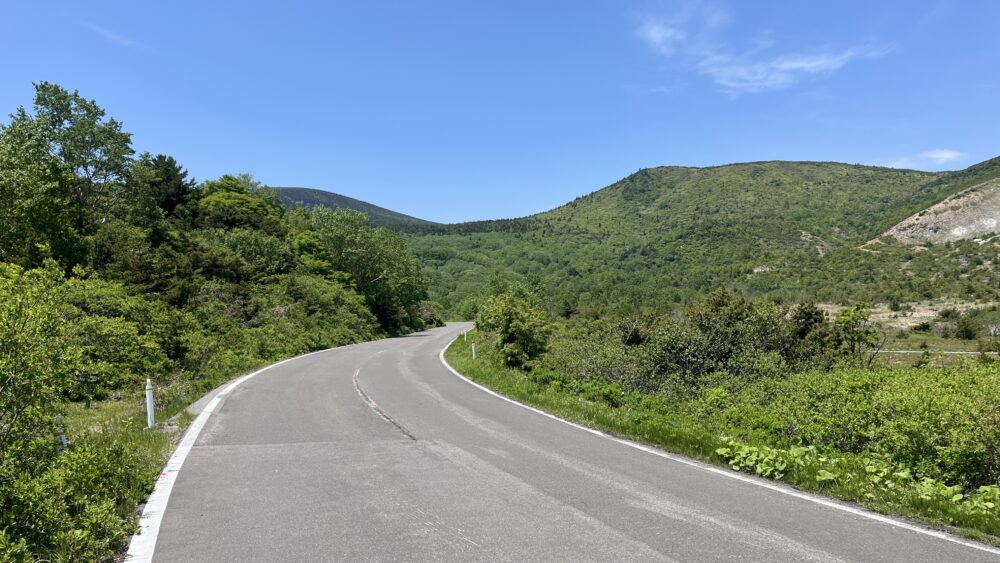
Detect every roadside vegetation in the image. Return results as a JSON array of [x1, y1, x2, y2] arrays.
[[449, 284, 1000, 544], [4, 79, 999, 560], [0, 83, 438, 561]]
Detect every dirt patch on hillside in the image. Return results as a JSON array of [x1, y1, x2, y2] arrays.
[[885, 178, 1000, 244], [800, 230, 832, 256], [817, 300, 993, 330]]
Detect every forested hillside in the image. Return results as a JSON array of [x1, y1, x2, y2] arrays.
[[0, 83, 437, 560], [404, 159, 1000, 317]]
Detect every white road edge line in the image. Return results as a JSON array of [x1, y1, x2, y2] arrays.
[[437, 335, 1000, 556], [125, 346, 338, 562]]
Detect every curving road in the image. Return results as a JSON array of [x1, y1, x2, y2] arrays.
[[136, 323, 998, 562]]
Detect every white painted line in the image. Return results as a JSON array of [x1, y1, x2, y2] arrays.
[[437, 336, 1000, 557], [125, 346, 339, 562]]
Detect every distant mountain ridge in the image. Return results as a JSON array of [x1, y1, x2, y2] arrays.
[[399, 156, 1000, 314], [274, 187, 435, 228], [274, 158, 1000, 313]]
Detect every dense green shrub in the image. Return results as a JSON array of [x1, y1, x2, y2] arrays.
[[709, 364, 1000, 487], [207, 228, 296, 276], [198, 191, 284, 233], [65, 315, 171, 395], [476, 287, 550, 368], [0, 262, 77, 467], [542, 290, 843, 393], [3, 436, 157, 562]]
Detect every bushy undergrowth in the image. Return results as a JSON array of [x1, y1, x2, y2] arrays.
[[706, 364, 1000, 489], [461, 287, 1000, 542]]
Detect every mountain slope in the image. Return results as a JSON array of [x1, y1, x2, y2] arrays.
[[275, 187, 435, 228], [886, 178, 1000, 244], [405, 159, 1000, 315]]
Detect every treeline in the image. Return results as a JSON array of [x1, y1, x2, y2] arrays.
[[0, 83, 437, 560]]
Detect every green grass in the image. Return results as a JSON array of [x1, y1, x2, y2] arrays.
[[62, 394, 178, 458], [446, 332, 1000, 546]]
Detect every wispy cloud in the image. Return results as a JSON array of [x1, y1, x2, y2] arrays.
[[636, 21, 687, 57], [85, 22, 146, 49], [634, 5, 890, 95], [887, 149, 966, 169], [921, 149, 965, 165]]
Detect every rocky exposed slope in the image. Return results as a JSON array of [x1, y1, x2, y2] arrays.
[[886, 178, 1000, 244]]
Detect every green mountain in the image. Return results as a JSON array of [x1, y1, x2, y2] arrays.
[[274, 187, 435, 228], [403, 157, 1000, 316]]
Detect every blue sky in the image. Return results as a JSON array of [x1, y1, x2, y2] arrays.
[[3, 1, 998, 222]]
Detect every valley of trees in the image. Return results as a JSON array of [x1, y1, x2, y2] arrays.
[[0, 83, 437, 560]]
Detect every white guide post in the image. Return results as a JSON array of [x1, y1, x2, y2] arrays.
[[145, 379, 155, 428]]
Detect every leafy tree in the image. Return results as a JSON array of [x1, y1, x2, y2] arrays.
[[791, 302, 827, 340], [0, 98, 83, 267], [198, 191, 284, 233], [834, 303, 886, 368], [301, 207, 427, 333], [31, 82, 135, 232], [686, 288, 791, 378], [476, 287, 550, 368], [0, 263, 77, 465], [956, 315, 980, 340], [206, 228, 296, 277], [200, 173, 282, 210]]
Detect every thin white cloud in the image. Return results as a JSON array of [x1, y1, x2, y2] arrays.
[[634, 6, 890, 94], [698, 48, 889, 94], [85, 22, 146, 49], [921, 149, 965, 165], [886, 149, 966, 170], [636, 21, 687, 56]]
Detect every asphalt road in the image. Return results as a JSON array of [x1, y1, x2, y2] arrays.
[[147, 323, 998, 562]]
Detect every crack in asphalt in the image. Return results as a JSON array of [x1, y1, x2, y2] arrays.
[[353, 368, 418, 441]]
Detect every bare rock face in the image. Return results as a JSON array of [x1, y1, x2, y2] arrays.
[[886, 178, 1000, 244]]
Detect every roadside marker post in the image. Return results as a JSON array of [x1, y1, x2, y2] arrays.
[[78, 375, 99, 409], [145, 379, 156, 428], [472, 342, 476, 361]]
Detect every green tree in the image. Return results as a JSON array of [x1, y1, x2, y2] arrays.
[[31, 82, 135, 232], [956, 315, 980, 340], [198, 191, 284, 233], [0, 97, 83, 267], [302, 207, 427, 333], [476, 287, 550, 368], [146, 154, 196, 219], [0, 263, 77, 465], [834, 303, 886, 367]]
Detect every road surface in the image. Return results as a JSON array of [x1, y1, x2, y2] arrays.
[[139, 323, 998, 562]]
